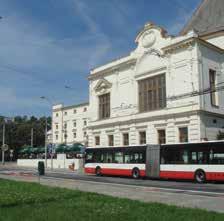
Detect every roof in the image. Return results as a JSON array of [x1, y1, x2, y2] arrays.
[[53, 102, 89, 112], [180, 0, 224, 36]]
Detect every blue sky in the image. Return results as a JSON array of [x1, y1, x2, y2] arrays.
[[0, 0, 201, 117]]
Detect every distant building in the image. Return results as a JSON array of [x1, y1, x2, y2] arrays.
[[46, 130, 52, 145], [52, 103, 89, 145]]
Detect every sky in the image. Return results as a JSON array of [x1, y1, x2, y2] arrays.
[[0, 0, 201, 117]]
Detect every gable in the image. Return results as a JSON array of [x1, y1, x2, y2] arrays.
[[94, 78, 112, 93]]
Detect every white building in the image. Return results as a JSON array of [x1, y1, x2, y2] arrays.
[[52, 0, 224, 147], [52, 103, 89, 145], [46, 130, 53, 145]]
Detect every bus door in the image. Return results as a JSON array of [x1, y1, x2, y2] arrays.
[[146, 145, 160, 178]]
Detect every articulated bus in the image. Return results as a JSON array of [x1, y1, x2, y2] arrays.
[[84, 141, 224, 183]]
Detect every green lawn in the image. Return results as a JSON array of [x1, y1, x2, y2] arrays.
[[0, 179, 223, 221]]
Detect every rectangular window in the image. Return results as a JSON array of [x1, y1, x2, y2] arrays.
[[114, 152, 123, 163], [56, 135, 58, 140], [99, 93, 110, 119], [95, 136, 100, 146], [84, 120, 87, 126], [73, 121, 76, 127], [139, 74, 166, 112], [55, 113, 59, 117], [179, 127, 188, 143], [158, 129, 166, 144], [64, 123, 67, 129], [83, 107, 87, 112], [139, 131, 146, 145], [73, 132, 76, 139], [84, 131, 87, 137], [161, 148, 189, 164], [209, 69, 218, 106], [108, 135, 114, 146], [64, 111, 67, 116], [55, 124, 58, 130], [123, 133, 129, 146], [74, 109, 77, 114], [124, 152, 145, 164]]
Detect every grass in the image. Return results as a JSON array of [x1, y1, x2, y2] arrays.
[[0, 179, 223, 221]]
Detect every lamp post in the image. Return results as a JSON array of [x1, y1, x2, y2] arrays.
[[40, 96, 53, 169]]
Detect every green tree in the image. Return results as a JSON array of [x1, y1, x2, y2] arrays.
[[0, 116, 51, 160]]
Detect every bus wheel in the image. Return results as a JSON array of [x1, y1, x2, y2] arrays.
[[95, 167, 102, 176], [195, 170, 206, 183], [132, 168, 140, 179]]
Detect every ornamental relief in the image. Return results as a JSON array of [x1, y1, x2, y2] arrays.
[[94, 78, 112, 95], [141, 30, 156, 48]]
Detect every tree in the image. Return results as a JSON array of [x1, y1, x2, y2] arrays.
[[0, 116, 51, 160]]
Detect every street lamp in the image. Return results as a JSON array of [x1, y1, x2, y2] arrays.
[[40, 96, 53, 169]]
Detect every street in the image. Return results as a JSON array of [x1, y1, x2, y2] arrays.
[[1, 164, 224, 213]]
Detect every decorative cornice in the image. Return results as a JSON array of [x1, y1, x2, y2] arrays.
[[88, 58, 136, 81], [53, 102, 89, 112], [88, 110, 202, 130], [162, 37, 196, 54], [135, 66, 166, 80], [162, 37, 224, 55]]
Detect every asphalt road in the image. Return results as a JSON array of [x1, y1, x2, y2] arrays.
[[1, 166, 224, 197]]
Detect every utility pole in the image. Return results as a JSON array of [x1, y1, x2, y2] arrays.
[[45, 118, 47, 167], [40, 96, 53, 169], [31, 128, 34, 147], [2, 122, 5, 164]]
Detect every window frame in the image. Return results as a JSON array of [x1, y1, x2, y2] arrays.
[[95, 136, 100, 146], [209, 69, 219, 107], [179, 127, 188, 143], [108, 134, 114, 146], [138, 74, 166, 113], [98, 93, 110, 120], [158, 129, 166, 144], [139, 131, 146, 145], [123, 133, 129, 146]]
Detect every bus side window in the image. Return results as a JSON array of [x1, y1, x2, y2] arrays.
[[190, 152, 197, 164], [86, 153, 93, 163], [124, 153, 131, 163], [114, 152, 123, 163]]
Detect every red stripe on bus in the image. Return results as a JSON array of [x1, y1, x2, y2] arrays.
[[160, 171, 224, 181], [206, 172, 224, 181], [160, 171, 194, 180], [85, 167, 146, 177], [85, 168, 224, 181], [85, 167, 95, 174]]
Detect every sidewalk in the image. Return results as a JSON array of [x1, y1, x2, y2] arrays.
[[0, 162, 83, 175]]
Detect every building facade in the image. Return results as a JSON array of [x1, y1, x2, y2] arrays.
[[52, 103, 89, 145], [87, 22, 224, 147]]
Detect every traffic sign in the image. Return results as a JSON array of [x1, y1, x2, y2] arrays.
[[1, 144, 9, 152]]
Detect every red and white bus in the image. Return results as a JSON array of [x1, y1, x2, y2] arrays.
[[84, 141, 224, 183]]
